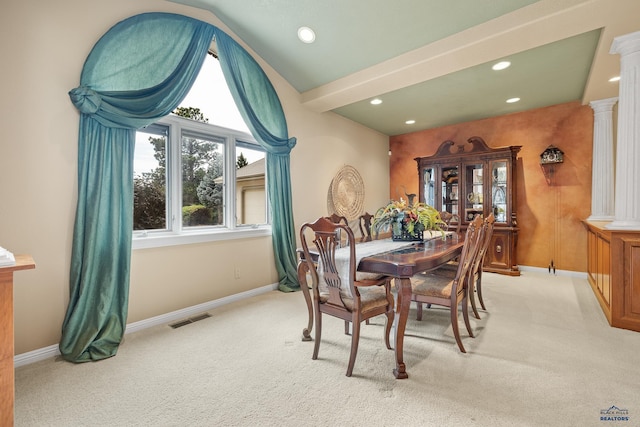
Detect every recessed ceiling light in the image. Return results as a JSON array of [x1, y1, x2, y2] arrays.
[[506, 97, 520, 103], [297, 26, 316, 43], [405, 119, 416, 125], [370, 98, 383, 105], [609, 76, 620, 82], [492, 61, 511, 71]]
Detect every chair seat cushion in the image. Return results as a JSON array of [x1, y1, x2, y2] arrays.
[[356, 271, 385, 282], [439, 261, 459, 271], [353, 285, 391, 311], [411, 273, 453, 298], [428, 265, 457, 278], [320, 282, 391, 312]]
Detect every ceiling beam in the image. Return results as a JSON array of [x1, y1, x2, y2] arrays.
[[300, 0, 633, 113]]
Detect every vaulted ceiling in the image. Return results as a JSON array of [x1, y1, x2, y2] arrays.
[[170, 0, 640, 136]]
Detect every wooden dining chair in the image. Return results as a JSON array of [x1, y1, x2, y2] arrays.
[[428, 213, 495, 319], [358, 212, 374, 241], [468, 213, 495, 315], [326, 213, 349, 226], [300, 217, 395, 377], [410, 215, 484, 353], [325, 213, 351, 247], [439, 210, 462, 234], [435, 211, 462, 266]]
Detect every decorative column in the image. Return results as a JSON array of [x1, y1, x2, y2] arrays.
[[608, 31, 640, 230], [588, 97, 617, 221]]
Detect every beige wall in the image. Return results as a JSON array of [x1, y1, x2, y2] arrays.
[[1, 0, 390, 354]]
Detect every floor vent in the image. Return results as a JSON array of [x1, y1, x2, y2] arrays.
[[169, 313, 211, 329]]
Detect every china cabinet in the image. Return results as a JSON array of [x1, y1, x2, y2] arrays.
[[416, 137, 521, 275]]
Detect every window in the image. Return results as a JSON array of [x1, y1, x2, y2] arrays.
[[132, 53, 270, 249]]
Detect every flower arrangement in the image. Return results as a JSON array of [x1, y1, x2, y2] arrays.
[[371, 198, 445, 241]]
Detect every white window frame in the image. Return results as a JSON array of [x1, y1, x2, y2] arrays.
[[132, 114, 271, 250]]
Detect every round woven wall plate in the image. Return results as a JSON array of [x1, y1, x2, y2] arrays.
[[330, 165, 364, 220]]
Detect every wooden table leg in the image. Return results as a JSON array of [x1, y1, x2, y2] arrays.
[[297, 260, 313, 341], [393, 277, 411, 379]]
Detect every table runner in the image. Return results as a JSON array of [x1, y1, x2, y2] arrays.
[[318, 231, 450, 297]]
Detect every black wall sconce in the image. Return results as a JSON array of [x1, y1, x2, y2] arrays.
[[540, 145, 564, 184]]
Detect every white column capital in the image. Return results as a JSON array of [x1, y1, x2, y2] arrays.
[[610, 31, 640, 56], [589, 97, 618, 114]]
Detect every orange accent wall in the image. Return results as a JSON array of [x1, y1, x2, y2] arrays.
[[389, 101, 593, 273]]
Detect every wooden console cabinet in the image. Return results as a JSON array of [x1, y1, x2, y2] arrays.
[[1, 255, 35, 427], [584, 221, 640, 332], [416, 137, 521, 275]]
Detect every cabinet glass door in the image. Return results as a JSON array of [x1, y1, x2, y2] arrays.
[[491, 160, 508, 223], [441, 166, 458, 215], [422, 167, 436, 207], [464, 163, 483, 221]]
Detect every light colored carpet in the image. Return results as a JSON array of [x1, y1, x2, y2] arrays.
[[14, 271, 640, 426]]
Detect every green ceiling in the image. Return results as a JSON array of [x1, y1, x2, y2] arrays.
[[170, 0, 635, 135]]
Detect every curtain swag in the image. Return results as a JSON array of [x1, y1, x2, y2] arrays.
[[62, 12, 298, 363]]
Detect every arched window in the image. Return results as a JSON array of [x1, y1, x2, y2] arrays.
[[133, 51, 268, 248]]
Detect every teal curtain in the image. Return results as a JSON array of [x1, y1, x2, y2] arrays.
[[63, 12, 299, 362], [62, 13, 215, 362], [214, 30, 299, 292]]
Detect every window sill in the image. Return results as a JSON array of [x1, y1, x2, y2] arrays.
[[132, 226, 272, 250]]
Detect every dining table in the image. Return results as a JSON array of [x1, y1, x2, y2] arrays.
[[296, 231, 465, 379]]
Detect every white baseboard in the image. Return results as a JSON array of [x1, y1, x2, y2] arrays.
[[14, 283, 278, 368], [14, 344, 60, 368]]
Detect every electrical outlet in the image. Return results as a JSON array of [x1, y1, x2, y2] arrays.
[[234, 267, 241, 279]]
